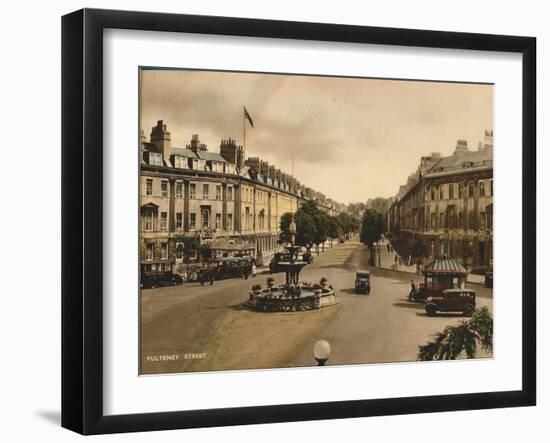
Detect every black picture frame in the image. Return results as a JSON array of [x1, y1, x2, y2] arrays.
[[62, 8, 536, 435]]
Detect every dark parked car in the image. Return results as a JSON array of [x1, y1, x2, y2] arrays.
[[354, 271, 371, 294], [424, 289, 476, 317], [141, 270, 183, 289]]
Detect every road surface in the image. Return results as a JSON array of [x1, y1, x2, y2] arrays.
[[140, 238, 492, 374]]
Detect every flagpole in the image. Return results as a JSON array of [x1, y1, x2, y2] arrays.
[[243, 107, 246, 161]]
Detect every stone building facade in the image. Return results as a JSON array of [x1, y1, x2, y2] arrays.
[[387, 130, 493, 270], [140, 120, 344, 272]]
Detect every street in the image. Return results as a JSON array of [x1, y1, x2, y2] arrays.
[[140, 238, 493, 374]]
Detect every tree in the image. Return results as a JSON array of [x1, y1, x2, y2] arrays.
[[327, 216, 343, 247], [295, 210, 316, 251], [360, 208, 385, 265], [411, 236, 429, 259], [366, 197, 391, 215], [335, 213, 352, 237], [313, 211, 330, 253], [417, 307, 493, 360], [278, 212, 294, 244], [346, 202, 366, 220]]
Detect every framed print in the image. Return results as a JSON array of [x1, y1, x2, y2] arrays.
[[61, 8, 536, 434]]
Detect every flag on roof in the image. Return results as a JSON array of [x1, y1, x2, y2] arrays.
[[244, 106, 254, 128]]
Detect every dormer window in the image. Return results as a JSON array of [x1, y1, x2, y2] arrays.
[[211, 162, 223, 173], [173, 155, 188, 169], [149, 152, 162, 166], [192, 159, 199, 169]]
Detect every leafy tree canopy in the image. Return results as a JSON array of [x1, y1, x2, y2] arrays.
[[418, 307, 493, 361], [295, 210, 317, 248], [278, 212, 294, 244], [360, 208, 385, 248]]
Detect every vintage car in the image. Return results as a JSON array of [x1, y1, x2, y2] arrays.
[[303, 252, 314, 264], [424, 288, 476, 317], [269, 252, 291, 274], [411, 258, 468, 302], [141, 270, 183, 289], [354, 270, 371, 294]]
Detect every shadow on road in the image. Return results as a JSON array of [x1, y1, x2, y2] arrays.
[[339, 288, 361, 294], [415, 312, 469, 318], [393, 301, 425, 310]]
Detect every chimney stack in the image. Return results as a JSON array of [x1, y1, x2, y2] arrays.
[[150, 120, 171, 161], [186, 134, 208, 153], [244, 157, 260, 173], [454, 139, 469, 155], [219, 138, 244, 168]]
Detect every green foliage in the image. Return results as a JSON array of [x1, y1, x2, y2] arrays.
[[327, 216, 343, 239], [417, 307, 493, 361], [347, 198, 392, 220], [360, 208, 385, 248], [366, 197, 392, 215], [346, 202, 366, 220], [280, 201, 358, 250], [278, 212, 293, 244], [412, 236, 429, 258], [335, 212, 359, 235], [295, 210, 316, 249], [198, 243, 212, 260], [313, 211, 330, 246]]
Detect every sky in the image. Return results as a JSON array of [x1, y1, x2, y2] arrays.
[[140, 69, 493, 205]]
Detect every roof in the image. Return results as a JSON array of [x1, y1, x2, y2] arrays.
[[423, 258, 468, 274], [171, 147, 198, 158], [427, 149, 492, 176], [356, 270, 370, 275], [141, 142, 156, 150], [196, 151, 227, 163]]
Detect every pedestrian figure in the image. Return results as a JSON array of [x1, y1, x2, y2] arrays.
[[209, 269, 214, 285], [387, 243, 390, 253], [252, 263, 257, 278], [409, 280, 417, 301], [199, 269, 205, 286]]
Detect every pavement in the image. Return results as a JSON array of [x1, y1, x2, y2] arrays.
[[140, 236, 493, 374], [374, 240, 486, 285]]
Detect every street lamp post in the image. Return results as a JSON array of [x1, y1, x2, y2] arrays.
[[313, 339, 331, 366]]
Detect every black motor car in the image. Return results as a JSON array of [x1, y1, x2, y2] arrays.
[[424, 289, 476, 317], [141, 270, 183, 289], [303, 252, 314, 264], [354, 271, 371, 294]]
